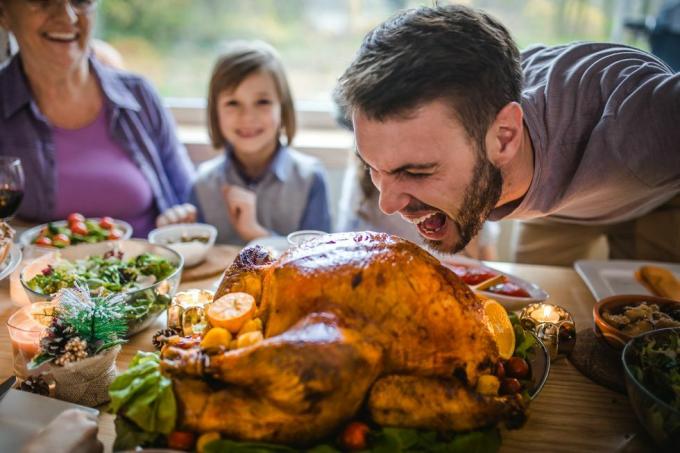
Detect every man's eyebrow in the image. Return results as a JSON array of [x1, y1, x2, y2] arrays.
[[354, 150, 437, 175]]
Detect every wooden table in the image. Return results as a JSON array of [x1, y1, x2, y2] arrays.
[[0, 255, 654, 452]]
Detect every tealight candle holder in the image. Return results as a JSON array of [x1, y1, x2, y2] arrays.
[[167, 289, 214, 336], [6, 301, 55, 379], [519, 302, 576, 360]]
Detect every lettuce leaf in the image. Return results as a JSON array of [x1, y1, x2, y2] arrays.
[[108, 351, 176, 440]]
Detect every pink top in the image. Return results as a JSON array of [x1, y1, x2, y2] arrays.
[[52, 109, 158, 236]]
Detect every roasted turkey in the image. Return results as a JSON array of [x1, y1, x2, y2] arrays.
[[161, 232, 526, 445]]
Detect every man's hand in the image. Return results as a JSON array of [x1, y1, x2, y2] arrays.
[[222, 184, 268, 241], [22, 409, 103, 453], [156, 203, 197, 227]]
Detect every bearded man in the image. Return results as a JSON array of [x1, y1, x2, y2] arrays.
[[334, 4, 680, 265]]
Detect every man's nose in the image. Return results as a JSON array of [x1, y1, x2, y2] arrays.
[[375, 176, 409, 215]]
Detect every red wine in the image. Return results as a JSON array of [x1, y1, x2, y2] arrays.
[[0, 189, 23, 218]]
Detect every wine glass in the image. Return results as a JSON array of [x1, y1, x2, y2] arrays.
[[0, 156, 25, 219]]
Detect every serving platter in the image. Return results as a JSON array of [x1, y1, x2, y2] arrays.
[[441, 255, 549, 310], [574, 259, 680, 300]]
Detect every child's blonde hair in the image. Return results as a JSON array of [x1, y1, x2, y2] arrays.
[[207, 40, 296, 148]]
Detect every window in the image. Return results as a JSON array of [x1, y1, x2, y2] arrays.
[[96, 0, 664, 105]]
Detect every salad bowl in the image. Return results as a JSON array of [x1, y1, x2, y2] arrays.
[[20, 239, 183, 336]]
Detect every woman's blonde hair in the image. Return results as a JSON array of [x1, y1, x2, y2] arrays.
[[207, 40, 296, 149]]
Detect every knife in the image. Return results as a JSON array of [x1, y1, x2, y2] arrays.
[[0, 376, 16, 402]]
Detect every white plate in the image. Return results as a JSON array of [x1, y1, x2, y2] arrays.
[[440, 255, 549, 310], [19, 218, 133, 248], [574, 259, 680, 300], [245, 236, 290, 258], [0, 243, 21, 281], [0, 389, 98, 452]]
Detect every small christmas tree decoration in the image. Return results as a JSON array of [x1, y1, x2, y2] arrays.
[[27, 285, 129, 407], [152, 327, 181, 350], [30, 285, 128, 368]]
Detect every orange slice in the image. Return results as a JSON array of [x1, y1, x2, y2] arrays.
[[207, 292, 256, 333], [483, 299, 515, 360]]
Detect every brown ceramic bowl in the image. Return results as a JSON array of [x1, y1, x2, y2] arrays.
[[593, 294, 680, 349]]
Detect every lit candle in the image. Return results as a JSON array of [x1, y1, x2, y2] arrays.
[[168, 289, 214, 335], [532, 304, 560, 323], [7, 302, 54, 378], [520, 302, 576, 361]]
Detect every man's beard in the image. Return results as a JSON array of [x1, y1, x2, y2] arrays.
[[424, 152, 503, 254]]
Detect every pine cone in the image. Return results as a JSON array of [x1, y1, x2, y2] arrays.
[[152, 327, 181, 350], [19, 375, 51, 396], [40, 318, 76, 357]]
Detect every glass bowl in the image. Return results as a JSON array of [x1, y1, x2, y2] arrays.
[[622, 327, 680, 449], [19, 239, 183, 336]]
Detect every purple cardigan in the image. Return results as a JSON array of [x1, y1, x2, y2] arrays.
[[0, 54, 195, 222]]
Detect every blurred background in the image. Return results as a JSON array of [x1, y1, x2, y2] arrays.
[[93, 0, 673, 102]]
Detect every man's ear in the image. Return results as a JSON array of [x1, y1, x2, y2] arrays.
[[484, 101, 523, 167]]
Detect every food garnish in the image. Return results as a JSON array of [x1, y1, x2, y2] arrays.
[[484, 299, 516, 360], [206, 292, 256, 333]]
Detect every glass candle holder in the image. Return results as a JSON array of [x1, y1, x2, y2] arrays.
[[167, 289, 214, 336], [286, 230, 326, 247], [6, 301, 55, 379], [519, 302, 576, 360]]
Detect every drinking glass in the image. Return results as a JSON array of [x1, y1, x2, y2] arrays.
[[0, 156, 25, 219]]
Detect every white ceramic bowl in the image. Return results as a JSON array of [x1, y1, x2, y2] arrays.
[[148, 223, 217, 267]]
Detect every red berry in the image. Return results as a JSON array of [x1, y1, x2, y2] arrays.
[[506, 357, 530, 379], [500, 377, 522, 395], [341, 422, 370, 451]]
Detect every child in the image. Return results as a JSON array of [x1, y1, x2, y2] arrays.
[[159, 41, 331, 245]]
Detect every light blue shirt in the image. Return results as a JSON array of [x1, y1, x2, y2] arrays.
[[191, 144, 331, 245]]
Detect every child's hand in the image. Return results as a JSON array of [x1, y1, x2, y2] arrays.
[[222, 184, 268, 241], [156, 203, 197, 227]]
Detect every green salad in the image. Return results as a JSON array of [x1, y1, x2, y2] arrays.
[[629, 329, 680, 411], [27, 252, 176, 297]]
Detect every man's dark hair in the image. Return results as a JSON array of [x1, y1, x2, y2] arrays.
[[335, 4, 521, 147]]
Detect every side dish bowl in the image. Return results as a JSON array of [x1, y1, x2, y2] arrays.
[[593, 294, 680, 349], [20, 239, 183, 336], [622, 327, 680, 449], [148, 223, 217, 267]]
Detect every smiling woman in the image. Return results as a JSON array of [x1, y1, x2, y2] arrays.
[[0, 0, 194, 236]]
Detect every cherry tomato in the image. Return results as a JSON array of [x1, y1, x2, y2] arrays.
[[70, 221, 88, 236], [108, 228, 123, 240], [500, 377, 522, 395], [167, 431, 196, 451], [52, 233, 71, 248], [67, 212, 85, 224], [341, 422, 370, 451], [35, 236, 53, 247], [495, 360, 506, 379], [488, 282, 530, 298], [506, 357, 530, 379], [99, 216, 115, 230]]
